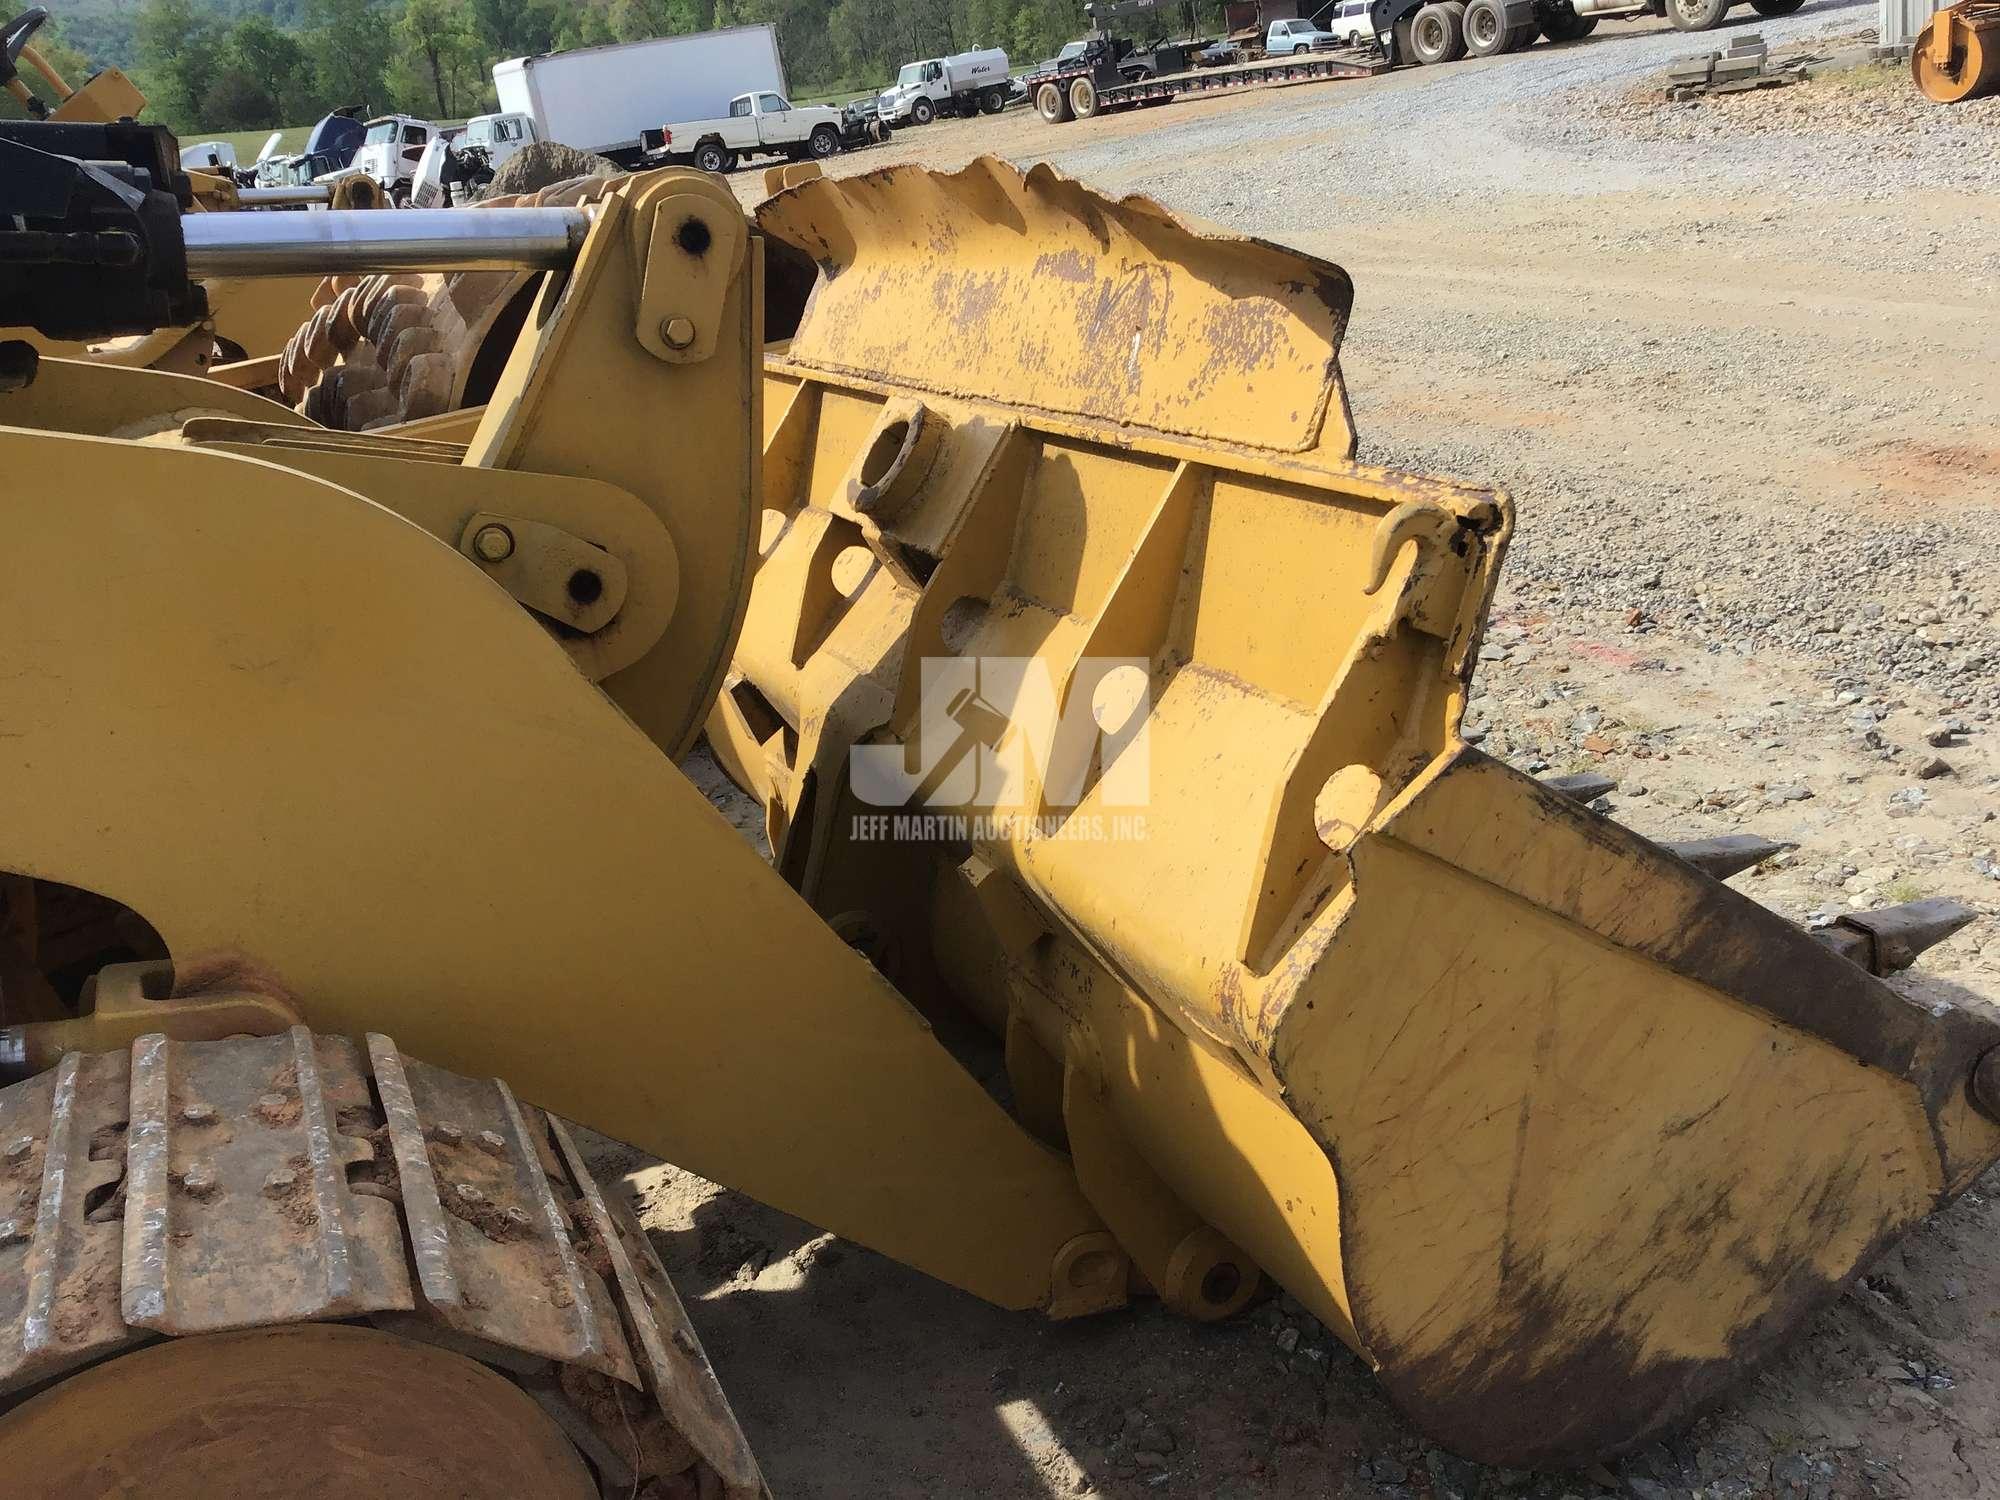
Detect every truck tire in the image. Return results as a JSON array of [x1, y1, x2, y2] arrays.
[[1749, 0, 1804, 12], [1541, 3, 1597, 38], [911, 96, 935, 124], [981, 85, 1008, 113], [1410, 1, 1468, 61], [693, 140, 730, 173], [1036, 80, 1073, 122], [1293, 42, 1312, 52], [808, 124, 840, 157], [1463, 0, 1518, 53], [1069, 75, 1102, 118], [1665, 0, 1728, 27]]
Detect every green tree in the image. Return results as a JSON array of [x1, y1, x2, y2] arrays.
[[390, 0, 482, 115], [609, 0, 712, 41], [304, 0, 391, 112], [135, 0, 221, 132], [467, 0, 561, 59], [227, 15, 318, 123]]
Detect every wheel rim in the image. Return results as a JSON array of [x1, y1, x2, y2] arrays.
[[1471, 8, 1498, 42], [0, 1324, 598, 1500], [1416, 13, 1442, 48]]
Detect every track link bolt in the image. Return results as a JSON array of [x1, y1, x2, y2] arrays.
[[472, 524, 515, 563], [454, 1182, 485, 1205], [432, 1123, 463, 1147], [182, 1163, 218, 1199], [503, 1205, 532, 1230], [180, 1103, 216, 1126], [255, 1093, 289, 1120], [660, 316, 695, 350], [263, 1168, 297, 1196], [0, 1219, 25, 1247], [476, 1130, 507, 1156], [4, 1136, 33, 1163]]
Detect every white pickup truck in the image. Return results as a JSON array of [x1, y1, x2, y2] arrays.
[[651, 91, 845, 174]]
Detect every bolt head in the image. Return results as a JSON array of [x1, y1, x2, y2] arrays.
[[263, 1168, 297, 1195], [661, 316, 696, 350], [454, 1182, 485, 1205], [180, 1103, 216, 1126], [257, 1093, 288, 1113], [503, 1205, 532, 1228], [432, 1123, 464, 1147], [475, 1129, 506, 1156], [4, 1136, 33, 1162], [182, 1164, 217, 1199], [0, 1219, 24, 1246], [472, 524, 515, 563]]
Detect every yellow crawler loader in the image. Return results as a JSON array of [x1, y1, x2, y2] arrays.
[[0, 110, 1993, 1493]]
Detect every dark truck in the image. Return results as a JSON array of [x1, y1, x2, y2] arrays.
[[1031, 32, 1379, 121], [1369, 0, 1799, 63]]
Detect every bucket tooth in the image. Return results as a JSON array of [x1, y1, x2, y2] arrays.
[[1815, 899, 1980, 976], [1658, 833, 1796, 881], [1542, 770, 1617, 802]]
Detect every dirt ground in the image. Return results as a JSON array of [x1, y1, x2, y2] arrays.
[[591, 12, 2000, 1497]]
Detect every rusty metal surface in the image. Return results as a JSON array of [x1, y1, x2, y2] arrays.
[[0, 1051, 136, 1395], [372, 1036, 634, 1384], [0, 1030, 770, 1498], [550, 1117, 766, 1496], [1, 1323, 601, 1500], [121, 1028, 410, 1335]]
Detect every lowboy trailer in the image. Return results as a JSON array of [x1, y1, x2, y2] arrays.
[[1032, 42, 1386, 122]]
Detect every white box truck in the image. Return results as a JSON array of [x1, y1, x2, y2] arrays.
[[877, 47, 1012, 124], [491, 25, 788, 166]]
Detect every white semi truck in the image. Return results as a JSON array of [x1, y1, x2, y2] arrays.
[[350, 115, 437, 204], [877, 47, 1011, 124], [491, 25, 788, 166]]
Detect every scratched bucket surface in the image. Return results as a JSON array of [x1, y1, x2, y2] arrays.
[[757, 156, 1356, 457], [743, 157, 2000, 1468]]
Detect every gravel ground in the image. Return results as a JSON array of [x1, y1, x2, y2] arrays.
[[634, 23, 2000, 1498]]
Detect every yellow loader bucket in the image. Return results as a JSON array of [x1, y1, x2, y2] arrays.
[[719, 158, 2000, 1466]]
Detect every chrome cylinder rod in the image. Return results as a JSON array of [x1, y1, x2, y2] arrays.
[[181, 207, 590, 277], [233, 185, 333, 207]]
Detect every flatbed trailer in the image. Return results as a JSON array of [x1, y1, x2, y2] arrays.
[[1032, 45, 1387, 122]]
